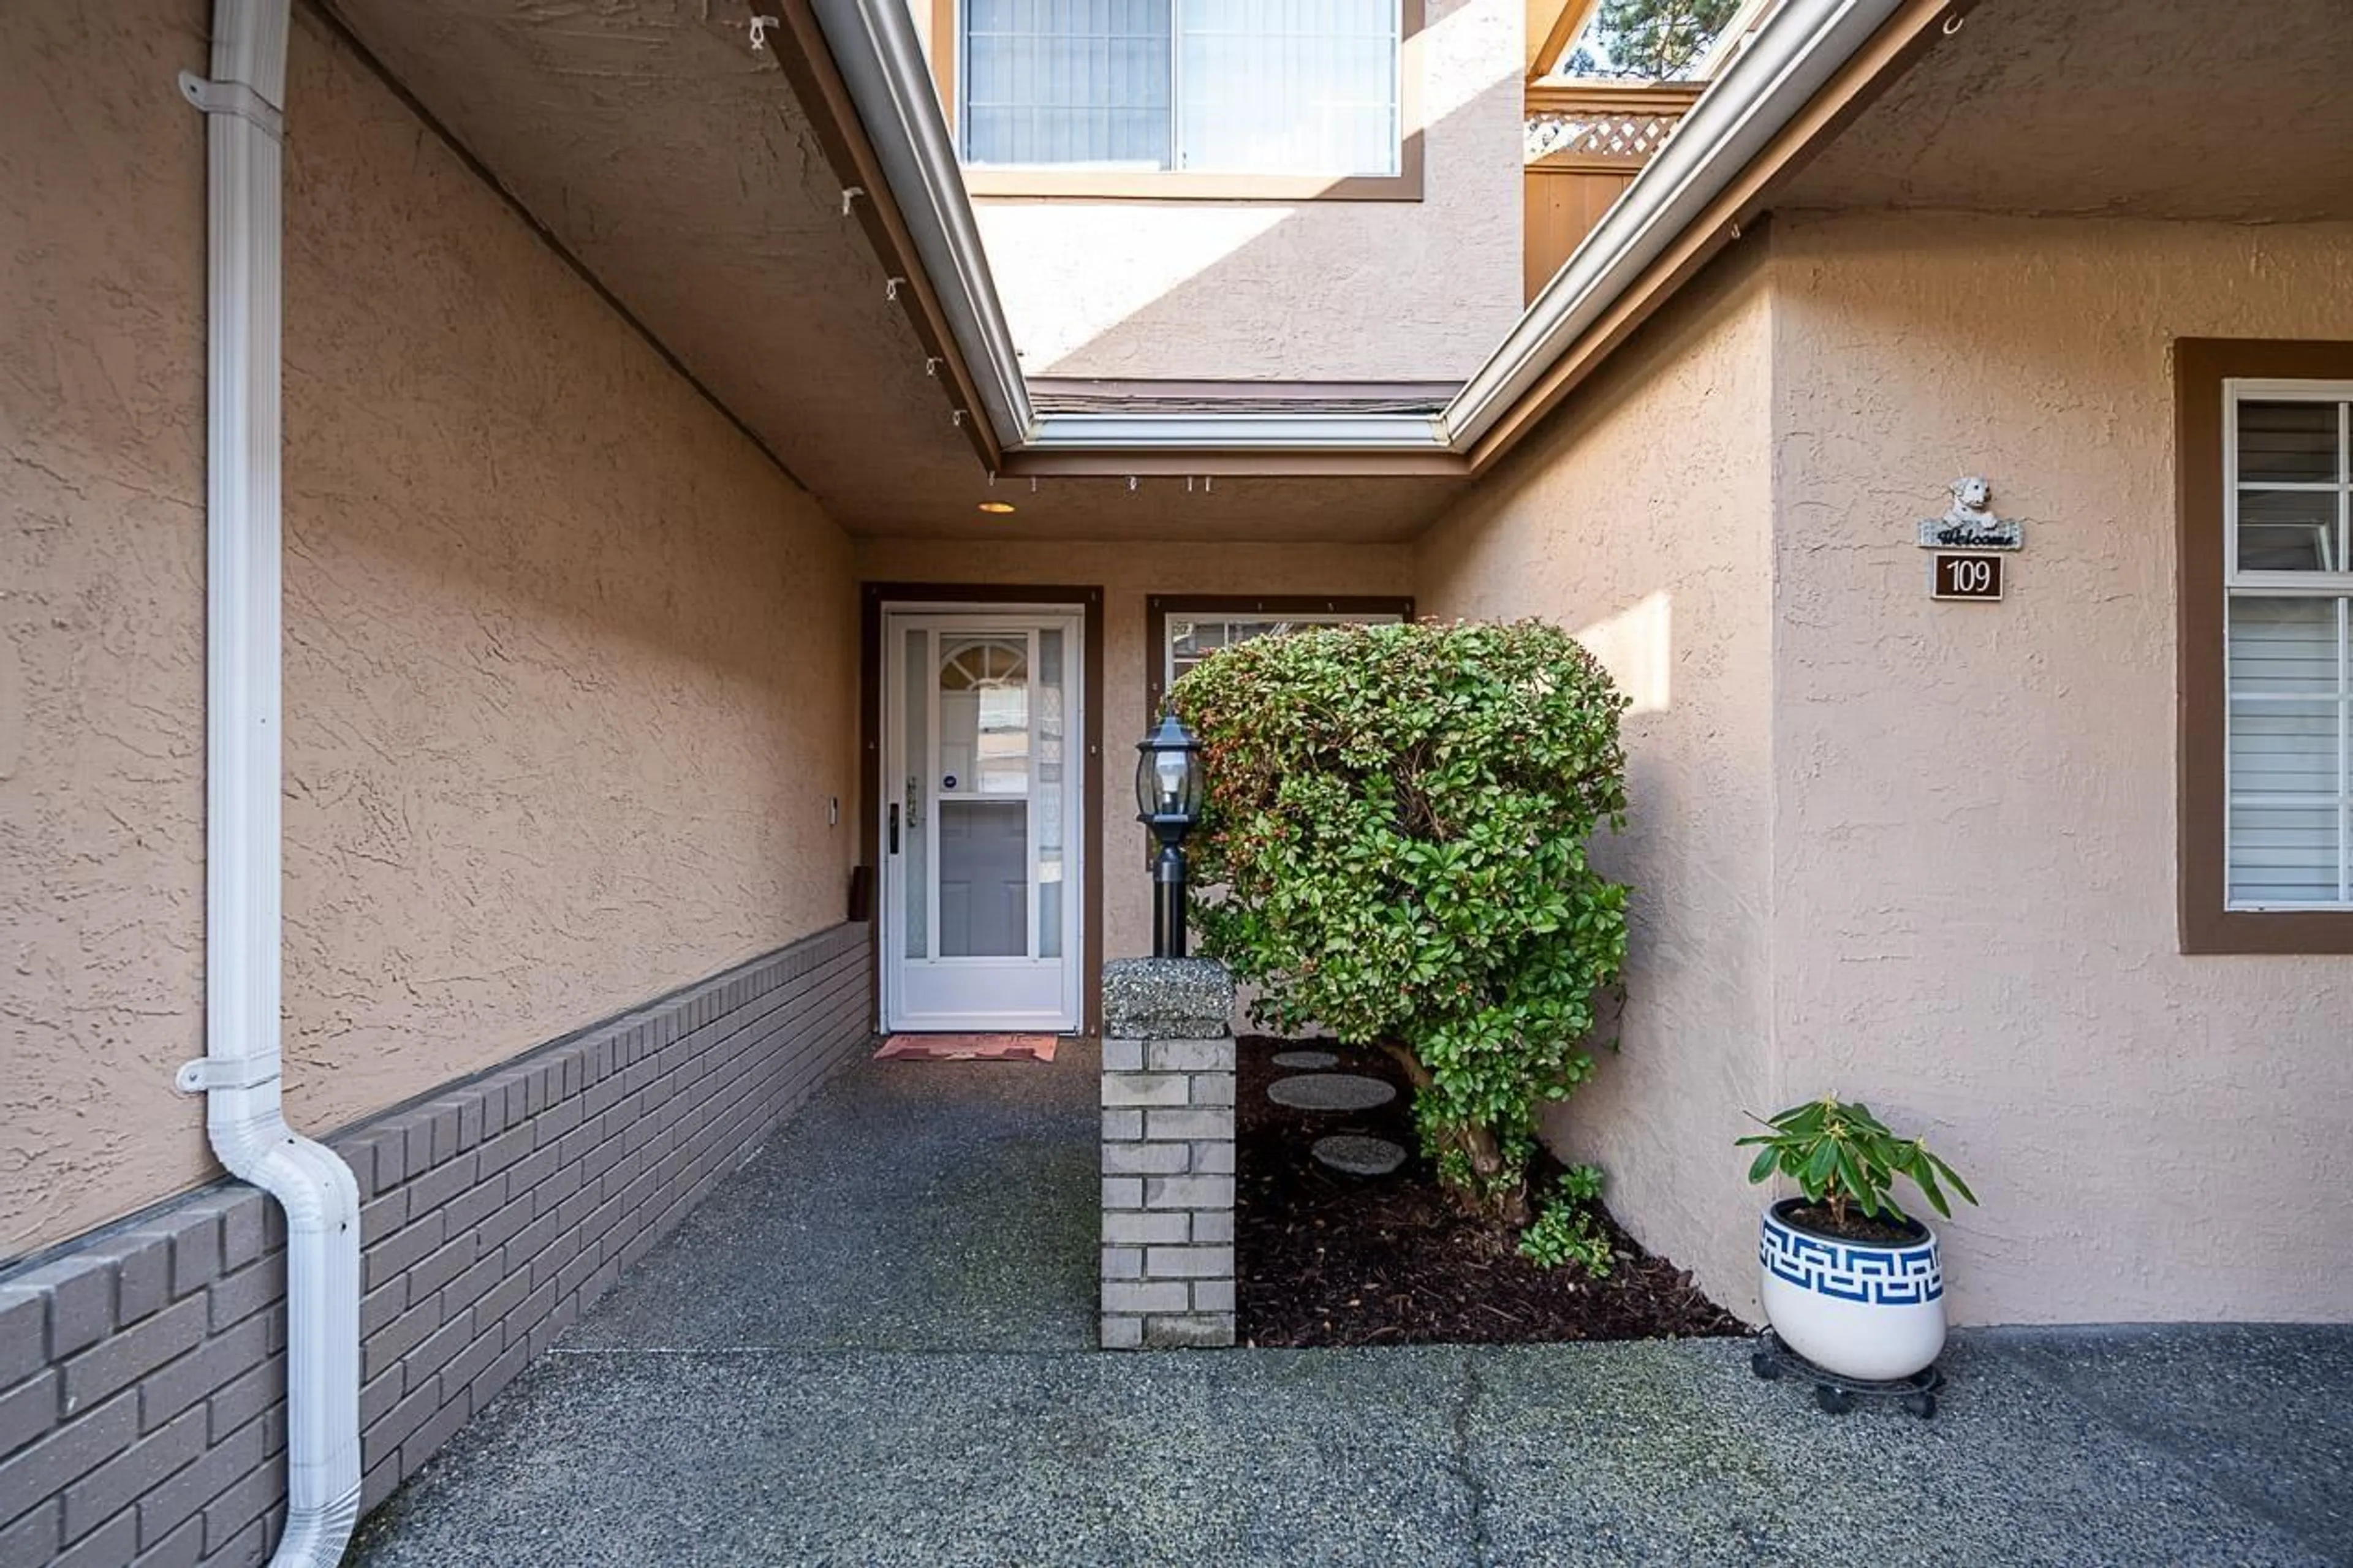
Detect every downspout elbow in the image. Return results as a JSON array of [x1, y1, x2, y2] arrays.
[[210, 1094, 364, 1566], [176, 1061, 365, 1568]]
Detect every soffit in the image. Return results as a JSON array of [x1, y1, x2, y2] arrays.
[[319, 0, 1464, 542], [1780, 0, 2353, 221]]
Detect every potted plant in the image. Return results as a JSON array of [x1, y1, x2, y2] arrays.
[[1738, 1096, 1977, 1384]]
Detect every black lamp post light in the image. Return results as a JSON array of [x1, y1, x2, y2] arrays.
[[1135, 711, 1205, 958]]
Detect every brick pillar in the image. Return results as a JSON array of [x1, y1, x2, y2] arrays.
[[1100, 956, 1237, 1349]]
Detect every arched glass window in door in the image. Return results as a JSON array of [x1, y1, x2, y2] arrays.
[[937, 636, 1031, 956]]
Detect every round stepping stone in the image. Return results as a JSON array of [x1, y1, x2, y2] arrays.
[[1313, 1135, 1408, 1176], [1267, 1073, 1396, 1112], [1271, 1049, 1339, 1070]]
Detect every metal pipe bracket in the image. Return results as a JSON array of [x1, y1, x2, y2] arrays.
[[178, 70, 285, 139]]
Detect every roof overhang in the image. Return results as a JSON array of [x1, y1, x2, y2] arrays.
[[805, 0, 1973, 476], [1527, 0, 1601, 81]]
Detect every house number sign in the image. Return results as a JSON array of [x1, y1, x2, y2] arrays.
[[1919, 477, 2017, 602], [1930, 552, 2004, 601]]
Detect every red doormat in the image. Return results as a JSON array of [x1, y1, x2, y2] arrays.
[[874, 1033, 1058, 1063]]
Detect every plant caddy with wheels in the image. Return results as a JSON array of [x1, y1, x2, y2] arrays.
[[1737, 1096, 1978, 1418]]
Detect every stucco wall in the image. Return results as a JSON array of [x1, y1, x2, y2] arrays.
[[1769, 211, 2353, 1324], [855, 539, 1414, 966], [1414, 248, 1781, 1314], [1, 4, 212, 1260], [2, 3, 858, 1257], [966, 0, 1524, 382]]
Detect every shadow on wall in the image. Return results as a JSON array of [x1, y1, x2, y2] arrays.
[[278, 8, 856, 694], [266, 2, 866, 1126], [1407, 238, 1785, 1309], [976, 1, 1525, 382], [1578, 590, 1673, 714]]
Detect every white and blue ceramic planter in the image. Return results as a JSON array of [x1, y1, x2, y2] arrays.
[[1757, 1197, 1945, 1382]]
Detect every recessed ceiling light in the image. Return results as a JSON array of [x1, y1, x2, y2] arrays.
[[977, 501, 1017, 515]]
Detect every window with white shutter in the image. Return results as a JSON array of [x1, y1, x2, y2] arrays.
[[2223, 384, 2352, 911], [2178, 341, 2353, 953]]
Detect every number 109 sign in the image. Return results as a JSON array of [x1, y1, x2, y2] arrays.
[[1930, 552, 2004, 602]]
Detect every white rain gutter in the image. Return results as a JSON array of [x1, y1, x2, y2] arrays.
[[1444, 0, 1902, 449], [176, 4, 365, 1564], [808, 0, 1033, 449], [1025, 412, 1449, 450], [808, 0, 1912, 462]]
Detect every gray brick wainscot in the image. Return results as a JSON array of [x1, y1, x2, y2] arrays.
[[1099, 958, 1238, 1350]]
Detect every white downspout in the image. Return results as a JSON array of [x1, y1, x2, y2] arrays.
[[175, 4, 365, 1564]]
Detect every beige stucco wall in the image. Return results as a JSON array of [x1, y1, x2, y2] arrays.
[[966, 0, 1524, 382], [2, 4, 212, 1259], [2, 4, 857, 1257], [1415, 211, 2353, 1326], [855, 539, 1414, 968], [1414, 249, 1781, 1316], [1770, 210, 2353, 1324]]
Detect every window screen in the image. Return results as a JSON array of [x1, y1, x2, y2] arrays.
[[960, 0, 1401, 177]]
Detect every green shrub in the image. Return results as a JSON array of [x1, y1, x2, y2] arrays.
[[1172, 619, 1630, 1225], [1518, 1165, 1615, 1274]]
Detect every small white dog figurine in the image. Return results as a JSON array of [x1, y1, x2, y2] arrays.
[[1919, 476, 2021, 549]]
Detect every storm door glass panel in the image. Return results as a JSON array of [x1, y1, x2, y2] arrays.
[[901, 627, 928, 960], [1036, 628, 1066, 959], [938, 635, 1031, 957], [963, 0, 1173, 167], [1175, 0, 1400, 175]]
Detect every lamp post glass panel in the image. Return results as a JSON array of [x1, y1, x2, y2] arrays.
[[1135, 713, 1204, 958]]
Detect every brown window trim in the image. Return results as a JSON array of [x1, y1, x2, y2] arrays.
[[860, 583, 1108, 1034], [1145, 594, 1415, 720], [922, 1, 1425, 203], [2175, 338, 2353, 955]]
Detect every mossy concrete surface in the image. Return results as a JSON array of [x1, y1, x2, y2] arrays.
[[350, 1042, 2353, 1566]]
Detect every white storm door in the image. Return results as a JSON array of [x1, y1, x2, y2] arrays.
[[882, 612, 1083, 1032]]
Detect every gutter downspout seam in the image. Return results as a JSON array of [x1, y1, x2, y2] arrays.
[[180, 4, 365, 1562]]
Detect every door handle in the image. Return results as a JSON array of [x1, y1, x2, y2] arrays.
[[888, 803, 900, 855]]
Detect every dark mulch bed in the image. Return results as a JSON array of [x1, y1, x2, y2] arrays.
[[1237, 1035, 1745, 1347]]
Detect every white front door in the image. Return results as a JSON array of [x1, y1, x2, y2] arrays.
[[881, 610, 1084, 1032]]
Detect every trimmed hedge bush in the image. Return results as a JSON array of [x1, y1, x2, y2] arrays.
[[1173, 619, 1630, 1225]]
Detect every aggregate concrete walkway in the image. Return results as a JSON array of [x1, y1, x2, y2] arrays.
[[347, 1043, 2353, 1567]]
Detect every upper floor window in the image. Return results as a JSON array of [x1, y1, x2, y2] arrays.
[[953, 1, 1406, 181], [2177, 341, 2353, 953]]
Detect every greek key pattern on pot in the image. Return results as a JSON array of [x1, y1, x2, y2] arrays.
[[1760, 1215, 1944, 1305]]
